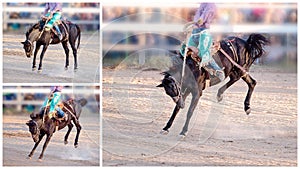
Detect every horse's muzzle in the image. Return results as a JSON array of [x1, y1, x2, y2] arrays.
[[26, 53, 32, 58], [32, 135, 39, 143]]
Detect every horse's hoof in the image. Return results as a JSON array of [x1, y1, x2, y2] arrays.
[[27, 156, 32, 160], [38, 158, 43, 162], [217, 94, 223, 102], [74, 144, 78, 148], [64, 140, 68, 145], [37, 69, 42, 73], [245, 108, 251, 115], [64, 67, 68, 70], [178, 134, 186, 140], [74, 68, 78, 72], [32, 67, 36, 71], [160, 129, 169, 135]]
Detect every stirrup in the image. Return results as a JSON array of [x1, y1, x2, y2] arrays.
[[215, 70, 225, 81]]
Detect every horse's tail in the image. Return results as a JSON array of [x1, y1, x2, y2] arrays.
[[75, 24, 81, 49], [245, 33, 270, 60]]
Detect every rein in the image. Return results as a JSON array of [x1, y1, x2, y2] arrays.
[[63, 100, 78, 121]]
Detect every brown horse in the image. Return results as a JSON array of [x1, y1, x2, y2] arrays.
[[26, 98, 87, 160], [21, 20, 81, 72], [157, 33, 269, 136]]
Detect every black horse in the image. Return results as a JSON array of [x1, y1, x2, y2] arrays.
[[21, 19, 81, 72], [157, 33, 269, 136], [26, 98, 87, 160]]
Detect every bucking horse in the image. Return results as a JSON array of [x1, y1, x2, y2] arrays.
[[26, 98, 87, 160], [157, 33, 270, 137]]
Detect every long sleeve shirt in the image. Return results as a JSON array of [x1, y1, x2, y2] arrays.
[[44, 3, 62, 14], [193, 3, 217, 29]]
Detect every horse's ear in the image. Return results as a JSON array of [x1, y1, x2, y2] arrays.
[[26, 121, 30, 126], [21, 41, 25, 44], [156, 83, 164, 87]]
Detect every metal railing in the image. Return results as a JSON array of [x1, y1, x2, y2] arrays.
[[3, 87, 100, 112], [2, 5, 99, 30]]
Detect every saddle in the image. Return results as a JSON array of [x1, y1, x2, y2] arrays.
[[39, 18, 68, 41], [184, 44, 224, 89], [43, 101, 67, 121]]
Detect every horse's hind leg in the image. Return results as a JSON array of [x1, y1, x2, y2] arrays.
[[242, 74, 257, 115], [70, 41, 78, 70], [61, 41, 70, 70], [161, 90, 191, 134], [28, 133, 45, 159], [217, 74, 239, 102], [64, 123, 74, 145], [73, 119, 81, 148]]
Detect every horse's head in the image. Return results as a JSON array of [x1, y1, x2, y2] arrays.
[[26, 119, 40, 143], [157, 72, 185, 108], [21, 40, 34, 58]]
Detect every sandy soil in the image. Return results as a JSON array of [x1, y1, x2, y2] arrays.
[[102, 65, 297, 166], [3, 32, 100, 83], [3, 109, 100, 166]]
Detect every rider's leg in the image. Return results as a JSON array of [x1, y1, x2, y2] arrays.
[[53, 24, 62, 40], [198, 30, 225, 81], [49, 92, 61, 118], [45, 12, 62, 40]]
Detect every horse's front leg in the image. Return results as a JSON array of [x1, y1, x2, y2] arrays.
[[37, 45, 49, 73], [28, 133, 45, 159], [64, 123, 73, 145], [180, 90, 201, 136], [73, 119, 81, 148], [32, 44, 41, 71], [38, 133, 52, 160], [242, 74, 257, 115], [161, 89, 191, 134], [61, 41, 70, 70]]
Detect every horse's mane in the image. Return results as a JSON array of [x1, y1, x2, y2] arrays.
[[26, 23, 40, 38]]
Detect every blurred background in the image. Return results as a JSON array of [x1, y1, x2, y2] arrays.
[[3, 2, 100, 32], [3, 86, 100, 115], [102, 3, 297, 72]]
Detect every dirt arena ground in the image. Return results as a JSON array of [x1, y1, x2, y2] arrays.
[[102, 65, 297, 166], [3, 109, 100, 166], [3, 32, 100, 83]]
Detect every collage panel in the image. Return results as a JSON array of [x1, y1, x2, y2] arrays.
[[2, 2, 101, 167], [102, 1, 297, 167], [0, 0, 298, 167], [2, 2, 100, 83], [2, 85, 100, 166]]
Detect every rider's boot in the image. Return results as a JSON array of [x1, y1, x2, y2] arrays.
[[56, 107, 67, 121], [54, 25, 62, 41], [209, 60, 225, 81]]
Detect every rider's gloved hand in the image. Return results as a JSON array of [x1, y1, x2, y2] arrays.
[[197, 18, 203, 25]]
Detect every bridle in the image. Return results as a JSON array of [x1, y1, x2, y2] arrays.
[[167, 76, 182, 103]]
